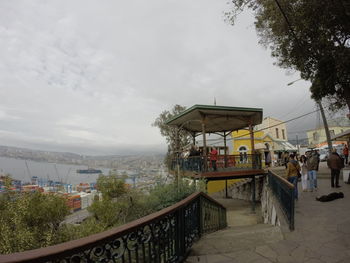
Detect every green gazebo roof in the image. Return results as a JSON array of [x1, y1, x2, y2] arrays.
[[165, 104, 263, 133]]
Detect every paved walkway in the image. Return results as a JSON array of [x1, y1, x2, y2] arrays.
[[186, 163, 350, 263]]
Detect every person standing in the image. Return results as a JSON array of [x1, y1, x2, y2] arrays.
[[283, 151, 289, 169], [299, 155, 308, 192], [306, 150, 319, 192], [265, 151, 272, 167], [286, 154, 300, 200], [210, 147, 218, 171], [327, 148, 345, 188], [343, 144, 349, 165]]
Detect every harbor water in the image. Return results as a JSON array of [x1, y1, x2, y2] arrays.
[[0, 156, 134, 185]]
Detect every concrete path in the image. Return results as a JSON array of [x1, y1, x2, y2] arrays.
[[186, 163, 350, 263]]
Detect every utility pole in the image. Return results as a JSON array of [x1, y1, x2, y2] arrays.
[[318, 101, 333, 154], [296, 134, 300, 154]]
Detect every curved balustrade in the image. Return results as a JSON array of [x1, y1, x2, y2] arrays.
[[0, 192, 226, 263]]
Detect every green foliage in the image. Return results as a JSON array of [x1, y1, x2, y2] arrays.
[[227, 0, 350, 111], [1, 174, 12, 190], [58, 218, 106, 243], [85, 179, 202, 232], [152, 104, 191, 154], [0, 192, 69, 254], [88, 198, 125, 227], [146, 179, 205, 211], [96, 174, 127, 200], [0, 173, 205, 254]]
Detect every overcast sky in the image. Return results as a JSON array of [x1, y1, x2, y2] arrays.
[[0, 0, 323, 155]]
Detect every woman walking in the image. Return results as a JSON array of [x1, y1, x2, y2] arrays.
[[286, 154, 300, 200]]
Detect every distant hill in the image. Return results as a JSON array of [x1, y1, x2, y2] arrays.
[[0, 145, 165, 169]]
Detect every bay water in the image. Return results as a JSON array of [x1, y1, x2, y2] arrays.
[[0, 156, 133, 185]]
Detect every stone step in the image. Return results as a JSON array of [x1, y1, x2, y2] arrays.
[[211, 197, 262, 227], [188, 224, 283, 257]]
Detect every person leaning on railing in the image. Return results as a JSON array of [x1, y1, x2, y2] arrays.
[[286, 154, 300, 200], [210, 147, 218, 171]]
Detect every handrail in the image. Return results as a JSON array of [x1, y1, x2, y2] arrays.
[[0, 192, 227, 263], [267, 170, 295, 230], [268, 170, 294, 189]]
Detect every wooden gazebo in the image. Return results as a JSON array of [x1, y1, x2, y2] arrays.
[[166, 104, 265, 209], [166, 104, 263, 169]]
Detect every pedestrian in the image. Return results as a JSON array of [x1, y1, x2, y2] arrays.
[[299, 155, 308, 192], [188, 145, 199, 171], [286, 154, 300, 200], [327, 148, 345, 188], [283, 151, 289, 169], [306, 150, 319, 192], [210, 147, 218, 171], [343, 144, 349, 165], [265, 151, 272, 167]]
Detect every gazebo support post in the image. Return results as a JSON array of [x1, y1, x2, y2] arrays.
[[175, 127, 180, 186], [224, 131, 228, 168], [192, 132, 196, 146], [251, 175, 256, 213], [201, 115, 208, 172], [249, 122, 255, 169]]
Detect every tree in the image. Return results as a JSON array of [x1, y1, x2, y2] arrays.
[[152, 105, 191, 165], [0, 191, 69, 254], [226, 0, 350, 111], [96, 174, 127, 200]]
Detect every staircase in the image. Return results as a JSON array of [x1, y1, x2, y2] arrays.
[[187, 224, 283, 258], [185, 181, 283, 262]]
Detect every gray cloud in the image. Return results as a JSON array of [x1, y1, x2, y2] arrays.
[[0, 0, 319, 155]]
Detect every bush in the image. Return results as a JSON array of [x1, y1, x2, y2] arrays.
[[0, 192, 69, 254]]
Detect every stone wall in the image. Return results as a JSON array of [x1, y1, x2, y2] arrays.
[[260, 178, 281, 227], [229, 176, 264, 201], [227, 176, 287, 228], [212, 175, 289, 229]]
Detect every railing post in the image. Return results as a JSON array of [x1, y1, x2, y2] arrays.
[[198, 196, 203, 237], [175, 207, 185, 261], [290, 187, 295, 231], [251, 175, 256, 213]]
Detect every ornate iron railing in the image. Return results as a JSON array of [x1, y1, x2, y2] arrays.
[[267, 170, 295, 230], [171, 154, 262, 173], [0, 192, 226, 263]]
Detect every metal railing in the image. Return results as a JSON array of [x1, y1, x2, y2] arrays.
[[267, 170, 295, 230], [0, 192, 226, 263], [171, 154, 262, 173]]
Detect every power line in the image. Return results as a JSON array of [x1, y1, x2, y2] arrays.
[[204, 108, 320, 146]]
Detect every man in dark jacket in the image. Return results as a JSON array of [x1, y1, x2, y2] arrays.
[[327, 148, 345, 188]]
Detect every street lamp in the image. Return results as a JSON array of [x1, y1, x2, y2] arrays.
[[287, 78, 302, 86]]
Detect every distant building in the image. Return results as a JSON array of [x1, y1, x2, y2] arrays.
[[231, 117, 296, 166], [306, 117, 350, 147]]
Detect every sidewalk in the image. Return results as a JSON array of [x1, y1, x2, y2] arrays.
[[186, 164, 350, 263]]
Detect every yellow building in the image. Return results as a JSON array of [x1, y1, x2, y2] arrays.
[[231, 130, 272, 154], [231, 117, 296, 167], [306, 117, 350, 147]]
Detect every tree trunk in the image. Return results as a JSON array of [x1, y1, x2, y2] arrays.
[[344, 86, 350, 114]]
